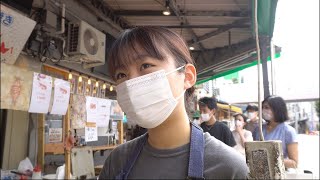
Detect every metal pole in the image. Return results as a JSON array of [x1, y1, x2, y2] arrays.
[[254, 0, 264, 141], [270, 40, 277, 95]]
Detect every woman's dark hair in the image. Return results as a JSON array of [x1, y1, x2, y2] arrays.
[[233, 113, 248, 123], [108, 26, 195, 113], [262, 95, 289, 123]]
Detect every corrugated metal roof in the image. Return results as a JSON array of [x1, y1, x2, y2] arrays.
[[104, 0, 252, 51]]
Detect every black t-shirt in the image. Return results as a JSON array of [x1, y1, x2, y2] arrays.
[[200, 121, 236, 147]]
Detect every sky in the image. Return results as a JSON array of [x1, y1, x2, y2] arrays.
[[272, 0, 319, 99], [216, 0, 319, 103]]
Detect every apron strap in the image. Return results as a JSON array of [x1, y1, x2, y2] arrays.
[[115, 133, 148, 180], [115, 123, 205, 180], [186, 123, 205, 180]]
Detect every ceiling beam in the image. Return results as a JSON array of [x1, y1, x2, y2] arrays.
[[168, 0, 209, 64], [194, 38, 256, 75], [113, 10, 250, 17], [188, 18, 250, 45], [128, 24, 249, 29], [78, 0, 130, 30]]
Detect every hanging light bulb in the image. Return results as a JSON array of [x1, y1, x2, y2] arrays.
[[189, 46, 195, 50], [110, 85, 113, 91], [95, 81, 99, 87], [68, 71, 73, 80], [103, 83, 106, 89], [163, 0, 171, 15], [88, 78, 91, 85], [78, 75, 82, 82]]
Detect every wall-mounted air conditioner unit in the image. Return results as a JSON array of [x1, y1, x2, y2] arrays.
[[67, 20, 106, 68]]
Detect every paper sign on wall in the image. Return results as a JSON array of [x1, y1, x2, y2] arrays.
[[28, 73, 53, 113], [86, 97, 111, 127], [110, 100, 124, 120], [71, 95, 87, 129], [85, 122, 98, 142], [0, 4, 36, 64], [48, 128, 63, 143], [0, 63, 33, 111], [50, 79, 71, 115], [96, 99, 112, 127]]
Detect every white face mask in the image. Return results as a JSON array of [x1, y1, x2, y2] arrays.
[[235, 120, 243, 127], [262, 109, 273, 120], [201, 113, 211, 122], [247, 112, 256, 119], [116, 66, 185, 129]]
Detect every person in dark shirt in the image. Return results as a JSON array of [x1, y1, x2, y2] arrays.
[[198, 97, 236, 147]]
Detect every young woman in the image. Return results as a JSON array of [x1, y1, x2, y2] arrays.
[[99, 27, 248, 179], [232, 113, 253, 157], [253, 95, 298, 169]]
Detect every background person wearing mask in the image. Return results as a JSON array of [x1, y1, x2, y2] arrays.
[[99, 27, 248, 179], [253, 95, 298, 169], [198, 97, 236, 147], [232, 113, 253, 157], [244, 104, 260, 133]]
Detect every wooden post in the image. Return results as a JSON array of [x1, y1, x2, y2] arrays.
[[64, 103, 71, 179], [117, 120, 124, 144], [37, 114, 45, 170]]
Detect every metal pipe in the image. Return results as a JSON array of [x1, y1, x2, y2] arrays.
[[56, 3, 65, 34], [254, 0, 264, 141]]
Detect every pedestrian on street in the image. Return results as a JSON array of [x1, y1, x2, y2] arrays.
[[198, 97, 237, 147], [253, 95, 298, 169]]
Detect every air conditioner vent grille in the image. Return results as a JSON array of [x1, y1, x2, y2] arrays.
[[68, 24, 79, 52]]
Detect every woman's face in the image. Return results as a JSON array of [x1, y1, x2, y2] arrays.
[[114, 53, 188, 98], [235, 115, 245, 128], [262, 102, 274, 121]]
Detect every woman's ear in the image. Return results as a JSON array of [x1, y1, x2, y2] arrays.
[[184, 64, 197, 89]]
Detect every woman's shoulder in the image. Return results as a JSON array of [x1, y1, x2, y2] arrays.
[[112, 134, 146, 156], [282, 122, 297, 134], [100, 135, 146, 179], [203, 133, 248, 178]]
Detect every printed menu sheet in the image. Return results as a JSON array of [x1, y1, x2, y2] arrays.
[[86, 97, 111, 127], [50, 79, 70, 115], [85, 122, 98, 142], [28, 73, 52, 113], [48, 128, 63, 143]]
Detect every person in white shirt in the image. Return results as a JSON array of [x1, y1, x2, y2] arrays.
[[232, 113, 253, 157]]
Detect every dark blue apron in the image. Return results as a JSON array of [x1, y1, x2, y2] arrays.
[[115, 123, 205, 179]]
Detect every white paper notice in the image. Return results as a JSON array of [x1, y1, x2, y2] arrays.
[[48, 128, 63, 143], [50, 79, 71, 115], [28, 73, 53, 113], [85, 122, 98, 142], [86, 97, 111, 127]]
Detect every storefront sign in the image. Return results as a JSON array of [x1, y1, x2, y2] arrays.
[[0, 63, 33, 111], [29, 73, 53, 113], [85, 122, 98, 142], [48, 128, 63, 143], [50, 79, 70, 115], [86, 97, 111, 127], [0, 4, 36, 64]]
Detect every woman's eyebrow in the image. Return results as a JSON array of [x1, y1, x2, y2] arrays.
[[133, 54, 153, 61]]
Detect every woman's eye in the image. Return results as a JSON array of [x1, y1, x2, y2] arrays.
[[115, 73, 127, 80], [140, 63, 153, 70]]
